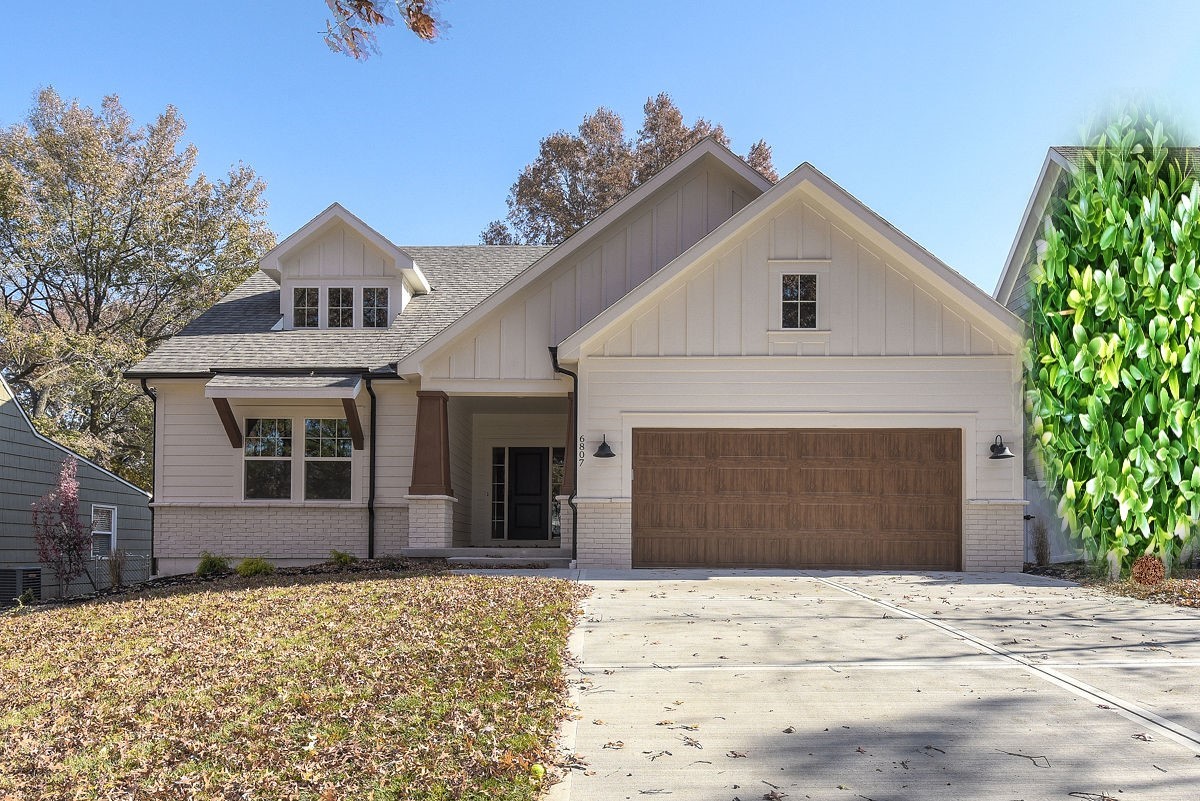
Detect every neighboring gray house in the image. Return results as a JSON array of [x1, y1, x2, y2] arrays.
[[1, 374, 152, 603], [995, 146, 1200, 562]]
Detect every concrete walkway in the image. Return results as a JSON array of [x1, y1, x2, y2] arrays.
[[532, 569, 1200, 801]]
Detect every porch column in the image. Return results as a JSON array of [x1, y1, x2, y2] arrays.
[[406, 390, 455, 548], [562, 391, 577, 496]]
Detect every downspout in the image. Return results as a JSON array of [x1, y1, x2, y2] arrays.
[[365, 377, 378, 559], [548, 347, 578, 564], [139, 379, 157, 576]]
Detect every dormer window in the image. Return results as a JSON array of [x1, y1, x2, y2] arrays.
[[294, 288, 319, 328], [328, 288, 354, 328], [363, 287, 390, 328]]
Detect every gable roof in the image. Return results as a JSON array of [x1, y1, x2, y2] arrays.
[[0, 374, 151, 496], [995, 146, 1200, 305], [392, 137, 774, 375], [557, 162, 1023, 359], [126, 246, 551, 377], [259, 202, 432, 294]]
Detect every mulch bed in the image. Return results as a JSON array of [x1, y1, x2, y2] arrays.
[[1025, 560, 1200, 609]]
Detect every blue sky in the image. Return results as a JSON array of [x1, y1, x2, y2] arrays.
[[3, 1, 1199, 292]]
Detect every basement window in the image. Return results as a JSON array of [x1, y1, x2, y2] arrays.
[[244, 418, 292, 499], [781, 274, 817, 329]]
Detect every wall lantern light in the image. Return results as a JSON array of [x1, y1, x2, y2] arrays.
[[593, 435, 616, 458], [989, 434, 1015, 460]]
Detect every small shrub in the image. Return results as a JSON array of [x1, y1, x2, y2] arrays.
[[236, 557, 275, 577], [107, 548, 127, 588], [16, 589, 36, 607], [1131, 554, 1166, 586], [330, 549, 358, 568], [196, 551, 230, 578], [1031, 520, 1050, 567]]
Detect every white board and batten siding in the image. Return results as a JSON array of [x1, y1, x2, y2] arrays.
[[587, 192, 1006, 360], [420, 157, 762, 387], [569, 187, 1023, 505], [277, 222, 412, 328], [151, 380, 418, 506]]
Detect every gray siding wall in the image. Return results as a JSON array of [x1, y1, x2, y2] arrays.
[[0, 378, 151, 593]]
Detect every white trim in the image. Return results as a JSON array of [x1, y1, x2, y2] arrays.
[[419, 378, 568, 396], [395, 138, 772, 375], [994, 151, 1063, 303], [90, 503, 118, 558], [205, 376, 363, 400], [0, 374, 150, 497], [557, 163, 1024, 360]]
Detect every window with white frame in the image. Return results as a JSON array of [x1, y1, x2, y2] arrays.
[[293, 288, 319, 328], [781, 274, 818, 329], [328, 287, 354, 328], [363, 287, 390, 328], [244, 418, 292, 499], [304, 418, 353, 499], [91, 504, 117, 558]]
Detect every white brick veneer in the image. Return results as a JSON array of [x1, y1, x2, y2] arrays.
[[154, 504, 396, 575], [962, 502, 1026, 571], [575, 499, 632, 568], [405, 495, 456, 548]]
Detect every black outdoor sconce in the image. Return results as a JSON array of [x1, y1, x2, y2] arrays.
[[989, 434, 1015, 460], [593, 434, 616, 458]]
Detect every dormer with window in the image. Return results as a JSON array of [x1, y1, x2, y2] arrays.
[[258, 203, 430, 330]]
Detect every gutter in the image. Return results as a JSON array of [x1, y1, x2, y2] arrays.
[[365, 378, 377, 558], [548, 347, 579, 564], [139, 379, 157, 576]]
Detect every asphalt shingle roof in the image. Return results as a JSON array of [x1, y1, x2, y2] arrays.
[[128, 245, 553, 377]]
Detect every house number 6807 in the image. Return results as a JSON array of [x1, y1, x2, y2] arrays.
[[578, 434, 587, 467]]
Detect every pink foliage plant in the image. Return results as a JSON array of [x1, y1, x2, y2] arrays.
[[32, 458, 91, 595]]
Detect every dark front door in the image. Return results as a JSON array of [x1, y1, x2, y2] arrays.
[[508, 447, 550, 540]]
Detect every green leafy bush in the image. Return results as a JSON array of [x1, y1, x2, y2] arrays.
[[329, 549, 358, 568], [196, 551, 230, 578], [1027, 110, 1200, 572], [235, 558, 275, 577]]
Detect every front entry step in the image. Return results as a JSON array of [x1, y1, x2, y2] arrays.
[[446, 556, 573, 569], [400, 547, 567, 559]]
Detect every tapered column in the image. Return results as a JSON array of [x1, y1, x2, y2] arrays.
[[408, 390, 453, 496], [562, 391, 577, 496]]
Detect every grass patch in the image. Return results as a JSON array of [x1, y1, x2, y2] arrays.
[[0, 571, 588, 800]]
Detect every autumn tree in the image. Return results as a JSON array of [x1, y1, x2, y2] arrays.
[[0, 88, 274, 488], [481, 94, 778, 245], [32, 458, 90, 597], [323, 0, 442, 58]]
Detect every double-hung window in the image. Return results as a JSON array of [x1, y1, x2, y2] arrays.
[[328, 288, 354, 328], [293, 288, 319, 328], [781, 274, 818, 329], [90, 505, 117, 558], [304, 418, 353, 499], [363, 287, 389, 328], [244, 418, 292, 499]]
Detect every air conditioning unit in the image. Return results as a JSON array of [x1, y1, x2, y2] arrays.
[[0, 566, 43, 607]]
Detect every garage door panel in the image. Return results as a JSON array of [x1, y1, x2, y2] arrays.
[[632, 428, 961, 570], [715, 466, 790, 494]]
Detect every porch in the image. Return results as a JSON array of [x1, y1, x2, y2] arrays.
[[401, 392, 576, 560]]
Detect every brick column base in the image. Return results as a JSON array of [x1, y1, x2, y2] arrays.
[[963, 501, 1026, 571], [575, 499, 632, 568], [404, 495, 456, 548]]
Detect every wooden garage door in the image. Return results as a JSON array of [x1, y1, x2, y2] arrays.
[[632, 428, 961, 569]]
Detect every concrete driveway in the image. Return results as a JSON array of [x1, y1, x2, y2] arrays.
[[546, 569, 1200, 801]]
